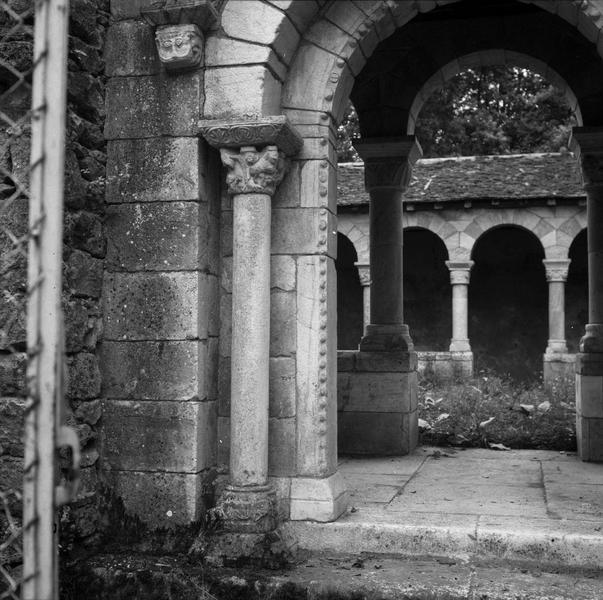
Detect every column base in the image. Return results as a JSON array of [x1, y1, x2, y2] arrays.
[[576, 353, 603, 462], [543, 352, 575, 392], [449, 339, 471, 352], [359, 324, 413, 352], [546, 339, 569, 353], [290, 471, 349, 522], [580, 324, 603, 353], [217, 484, 277, 533]]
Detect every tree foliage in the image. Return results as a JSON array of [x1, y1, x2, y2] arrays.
[[336, 66, 576, 161]]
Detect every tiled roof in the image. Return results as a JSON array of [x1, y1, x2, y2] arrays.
[[337, 152, 585, 207]]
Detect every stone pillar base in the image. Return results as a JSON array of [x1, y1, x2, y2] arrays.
[[546, 340, 568, 353], [218, 484, 277, 533], [359, 324, 413, 352], [449, 339, 471, 353], [576, 353, 603, 462], [337, 350, 418, 455], [543, 353, 575, 392], [290, 471, 349, 522]]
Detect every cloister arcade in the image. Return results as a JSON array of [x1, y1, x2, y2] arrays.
[[104, 0, 603, 548]]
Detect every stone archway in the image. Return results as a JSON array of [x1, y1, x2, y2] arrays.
[[470, 225, 548, 380], [100, 0, 603, 539]]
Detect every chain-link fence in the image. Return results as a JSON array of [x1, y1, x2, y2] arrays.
[[0, 1, 72, 598]]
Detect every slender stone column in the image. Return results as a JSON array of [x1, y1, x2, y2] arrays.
[[543, 259, 571, 354], [200, 117, 302, 530], [353, 137, 422, 352], [571, 127, 603, 461], [355, 262, 371, 336], [446, 261, 473, 353]]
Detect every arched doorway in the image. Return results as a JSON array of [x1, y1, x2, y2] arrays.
[[469, 226, 547, 380], [403, 228, 451, 351]]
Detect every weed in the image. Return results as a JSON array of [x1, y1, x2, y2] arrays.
[[418, 369, 576, 451]]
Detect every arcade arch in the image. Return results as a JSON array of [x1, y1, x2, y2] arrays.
[[469, 225, 547, 380], [194, 0, 603, 530]]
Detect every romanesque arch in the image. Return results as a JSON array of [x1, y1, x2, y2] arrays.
[[103, 0, 603, 532]]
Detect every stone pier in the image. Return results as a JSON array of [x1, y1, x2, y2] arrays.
[[338, 138, 421, 455], [572, 127, 603, 462]]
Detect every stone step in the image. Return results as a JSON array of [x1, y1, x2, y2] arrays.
[[72, 551, 603, 600], [284, 515, 603, 571]]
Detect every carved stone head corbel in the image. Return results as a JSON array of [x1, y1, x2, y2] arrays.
[[155, 24, 203, 71], [141, 0, 219, 74]]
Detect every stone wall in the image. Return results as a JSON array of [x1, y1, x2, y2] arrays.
[[0, 0, 110, 547], [101, 2, 220, 527]]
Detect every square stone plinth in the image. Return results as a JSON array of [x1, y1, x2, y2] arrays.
[[338, 350, 418, 456], [290, 471, 348, 522]]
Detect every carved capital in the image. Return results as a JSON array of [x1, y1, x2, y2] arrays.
[[353, 136, 422, 191], [155, 24, 203, 71], [445, 260, 474, 285], [543, 258, 571, 282], [354, 262, 371, 286], [199, 116, 303, 157], [220, 145, 286, 196], [571, 126, 603, 187]]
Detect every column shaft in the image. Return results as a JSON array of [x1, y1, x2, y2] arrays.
[[588, 191, 603, 325], [369, 190, 404, 326], [451, 284, 469, 342], [230, 192, 271, 487], [548, 280, 566, 349]]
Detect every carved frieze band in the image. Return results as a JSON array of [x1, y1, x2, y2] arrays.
[[220, 145, 286, 196], [543, 259, 571, 282], [353, 136, 422, 191], [446, 260, 474, 286], [199, 116, 303, 157]]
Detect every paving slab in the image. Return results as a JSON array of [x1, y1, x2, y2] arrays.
[[343, 472, 410, 503], [292, 447, 603, 570]]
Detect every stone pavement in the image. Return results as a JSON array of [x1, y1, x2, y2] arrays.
[[285, 447, 603, 570]]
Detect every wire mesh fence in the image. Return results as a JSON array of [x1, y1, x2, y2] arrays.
[[0, 2, 35, 597], [1, 0, 71, 598]]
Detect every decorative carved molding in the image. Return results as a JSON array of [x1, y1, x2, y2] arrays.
[[155, 24, 203, 71], [571, 127, 603, 186], [445, 260, 474, 285], [353, 136, 422, 191], [543, 259, 571, 282], [141, 0, 219, 29], [199, 116, 303, 157], [220, 145, 286, 196]]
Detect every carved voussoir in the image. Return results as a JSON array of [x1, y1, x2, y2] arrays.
[[155, 24, 203, 71], [199, 116, 304, 157]]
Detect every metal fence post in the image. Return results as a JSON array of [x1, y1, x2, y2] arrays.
[[22, 0, 70, 598]]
